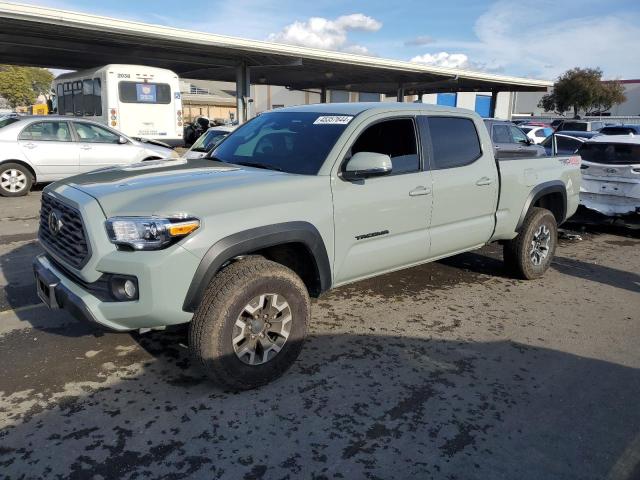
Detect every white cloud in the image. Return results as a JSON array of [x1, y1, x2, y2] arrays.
[[418, 1, 640, 78], [267, 14, 381, 54], [404, 35, 435, 47], [410, 52, 470, 69]]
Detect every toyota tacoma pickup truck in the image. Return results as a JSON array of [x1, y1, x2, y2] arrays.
[[34, 103, 581, 390]]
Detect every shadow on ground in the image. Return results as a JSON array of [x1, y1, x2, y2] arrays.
[[1, 326, 639, 480]]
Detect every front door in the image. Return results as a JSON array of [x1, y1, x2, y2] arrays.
[[18, 120, 79, 179], [331, 116, 432, 285], [72, 121, 142, 173]]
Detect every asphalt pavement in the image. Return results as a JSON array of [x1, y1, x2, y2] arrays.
[[1, 191, 639, 480]]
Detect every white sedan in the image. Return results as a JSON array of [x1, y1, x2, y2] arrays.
[[0, 116, 178, 196], [520, 126, 554, 144]]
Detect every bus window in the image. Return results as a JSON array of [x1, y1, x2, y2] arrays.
[[63, 82, 73, 115], [118, 81, 171, 104], [56, 84, 64, 114], [83, 79, 94, 115], [72, 81, 83, 116], [93, 78, 102, 116]]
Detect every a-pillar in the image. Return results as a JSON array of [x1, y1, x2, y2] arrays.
[[236, 63, 251, 124]]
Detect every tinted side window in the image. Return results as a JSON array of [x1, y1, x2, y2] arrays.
[[83, 79, 94, 115], [350, 118, 419, 175], [556, 137, 580, 154], [492, 124, 511, 143], [510, 126, 528, 143], [19, 121, 72, 142], [427, 117, 482, 169], [93, 79, 102, 116], [56, 84, 64, 114]]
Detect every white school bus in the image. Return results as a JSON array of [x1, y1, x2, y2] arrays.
[[52, 64, 183, 146]]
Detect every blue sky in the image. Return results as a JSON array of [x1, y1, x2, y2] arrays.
[[19, 0, 640, 79]]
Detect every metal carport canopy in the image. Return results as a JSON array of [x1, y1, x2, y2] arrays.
[[0, 1, 551, 96]]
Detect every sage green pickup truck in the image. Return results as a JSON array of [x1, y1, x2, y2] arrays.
[[34, 103, 581, 389]]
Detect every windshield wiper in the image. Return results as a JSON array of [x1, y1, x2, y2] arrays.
[[234, 161, 283, 172]]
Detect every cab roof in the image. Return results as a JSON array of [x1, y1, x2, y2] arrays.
[[273, 102, 474, 116]]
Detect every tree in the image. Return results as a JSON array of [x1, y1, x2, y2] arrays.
[[538, 67, 626, 118], [0, 65, 54, 108]]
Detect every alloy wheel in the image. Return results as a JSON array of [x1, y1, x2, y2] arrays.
[[529, 224, 551, 266], [232, 293, 292, 365]]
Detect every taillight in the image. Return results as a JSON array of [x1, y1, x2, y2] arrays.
[[110, 108, 118, 127]]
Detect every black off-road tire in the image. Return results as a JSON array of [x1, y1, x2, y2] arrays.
[[503, 207, 558, 280], [0, 162, 33, 197], [189, 256, 310, 390]]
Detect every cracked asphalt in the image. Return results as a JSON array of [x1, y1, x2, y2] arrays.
[[1, 191, 639, 480]]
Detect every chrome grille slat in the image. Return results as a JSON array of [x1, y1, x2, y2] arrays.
[[38, 194, 90, 269]]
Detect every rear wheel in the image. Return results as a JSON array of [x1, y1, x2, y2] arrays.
[[504, 207, 557, 279], [0, 163, 32, 197], [189, 256, 310, 390]]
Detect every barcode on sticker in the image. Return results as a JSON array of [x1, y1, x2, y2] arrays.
[[313, 116, 353, 125]]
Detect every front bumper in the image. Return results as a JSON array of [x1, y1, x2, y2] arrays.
[[33, 248, 198, 331]]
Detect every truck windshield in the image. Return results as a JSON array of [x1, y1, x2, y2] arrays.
[[211, 111, 352, 174]]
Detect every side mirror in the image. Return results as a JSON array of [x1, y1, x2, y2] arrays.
[[118, 136, 128, 145], [343, 151, 392, 181]]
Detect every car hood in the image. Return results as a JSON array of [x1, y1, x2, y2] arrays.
[[51, 158, 295, 217]]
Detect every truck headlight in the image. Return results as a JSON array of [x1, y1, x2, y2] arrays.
[[105, 216, 200, 250]]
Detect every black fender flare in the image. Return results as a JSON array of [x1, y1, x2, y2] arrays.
[[182, 221, 332, 312], [516, 180, 567, 231]]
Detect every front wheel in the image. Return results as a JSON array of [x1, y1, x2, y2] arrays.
[[189, 257, 310, 390], [504, 207, 557, 280], [0, 163, 33, 197]]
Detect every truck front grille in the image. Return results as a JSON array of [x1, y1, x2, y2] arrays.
[[39, 194, 90, 269]]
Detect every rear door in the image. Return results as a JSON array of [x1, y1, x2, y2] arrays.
[[421, 115, 499, 257], [331, 115, 432, 285], [17, 120, 79, 178], [72, 121, 142, 173]]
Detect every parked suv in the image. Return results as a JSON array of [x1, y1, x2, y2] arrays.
[[483, 119, 546, 159], [34, 103, 580, 390]]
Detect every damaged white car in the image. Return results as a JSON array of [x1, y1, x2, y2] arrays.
[[577, 135, 640, 216]]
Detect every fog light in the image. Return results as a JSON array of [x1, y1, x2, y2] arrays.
[[110, 276, 139, 301], [124, 280, 137, 299]]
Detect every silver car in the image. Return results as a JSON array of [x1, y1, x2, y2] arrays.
[[0, 116, 178, 196], [183, 125, 236, 160]]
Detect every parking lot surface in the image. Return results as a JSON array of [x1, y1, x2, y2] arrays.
[[1, 192, 639, 480]]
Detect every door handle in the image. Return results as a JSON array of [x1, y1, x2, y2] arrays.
[[476, 177, 493, 186], [409, 185, 432, 196], [80, 145, 92, 150], [23, 142, 36, 149]]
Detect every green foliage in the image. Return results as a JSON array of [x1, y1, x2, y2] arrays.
[[0, 65, 54, 108], [538, 67, 627, 118]]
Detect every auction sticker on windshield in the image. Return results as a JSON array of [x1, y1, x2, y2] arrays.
[[313, 116, 353, 125]]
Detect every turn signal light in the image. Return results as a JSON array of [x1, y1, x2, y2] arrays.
[[168, 221, 200, 237]]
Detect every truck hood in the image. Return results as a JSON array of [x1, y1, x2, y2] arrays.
[[51, 158, 292, 217]]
